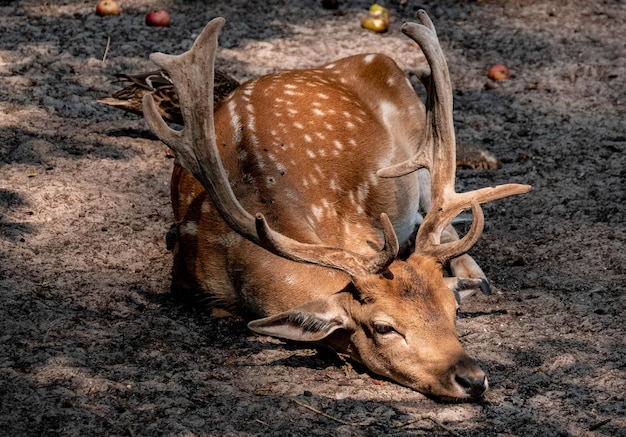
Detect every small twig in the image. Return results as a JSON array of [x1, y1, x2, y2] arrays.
[[41, 312, 56, 346], [102, 36, 111, 63], [292, 398, 461, 435], [589, 418, 611, 431], [290, 399, 373, 427], [395, 414, 463, 437]]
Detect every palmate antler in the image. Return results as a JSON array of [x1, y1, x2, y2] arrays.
[[378, 11, 531, 261], [141, 18, 398, 278]]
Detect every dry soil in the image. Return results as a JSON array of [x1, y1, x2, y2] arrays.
[[0, 0, 624, 436]]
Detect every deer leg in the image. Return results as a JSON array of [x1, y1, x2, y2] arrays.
[[415, 170, 490, 301], [442, 224, 492, 302]]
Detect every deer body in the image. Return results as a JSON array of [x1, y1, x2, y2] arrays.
[[172, 54, 429, 314], [144, 13, 530, 400]]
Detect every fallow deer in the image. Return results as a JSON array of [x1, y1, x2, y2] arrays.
[[141, 11, 530, 401]]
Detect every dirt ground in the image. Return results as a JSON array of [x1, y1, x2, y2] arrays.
[[0, 0, 624, 436]]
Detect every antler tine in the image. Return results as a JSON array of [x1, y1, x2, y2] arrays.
[[143, 17, 257, 239], [256, 212, 399, 276], [378, 10, 530, 261], [142, 18, 398, 277]]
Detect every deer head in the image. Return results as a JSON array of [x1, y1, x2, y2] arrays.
[[142, 12, 530, 401]]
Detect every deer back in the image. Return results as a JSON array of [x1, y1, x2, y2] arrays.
[[214, 54, 426, 248], [170, 53, 429, 311]]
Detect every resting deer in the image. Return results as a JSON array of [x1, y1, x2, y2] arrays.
[[141, 11, 530, 401]]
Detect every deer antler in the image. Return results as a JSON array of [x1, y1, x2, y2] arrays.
[[142, 18, 398, 278], [378, 11, 531, 261]]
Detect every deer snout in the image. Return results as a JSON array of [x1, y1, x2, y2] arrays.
[[452, 357, 488, 399]]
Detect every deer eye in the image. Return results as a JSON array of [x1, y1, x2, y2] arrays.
[[373, 323, 397, 336]]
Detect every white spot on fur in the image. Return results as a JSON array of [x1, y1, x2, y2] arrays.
[[228, 100, 242, 144], [343, 222, 352, 236], [180, 222, 198, 236], [254, 150, 265, 169], [320, 198, 337, 218], [379, 100, 397, 127], [349, 191, 356, 206], [306, 149, 316, 158], [369, 172, 379, 186], [284, 273, 297, 285], [311, 205, 323, 221], [304, 133, 312, 142], [363, 54, 376, 64], [357, 183, 368, 203], [329, 178, 340, 191]]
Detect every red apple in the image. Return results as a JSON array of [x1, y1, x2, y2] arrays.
[[95, 0, 120, 16], [488, 64, 510, 81], [146, 9, 171, 27]]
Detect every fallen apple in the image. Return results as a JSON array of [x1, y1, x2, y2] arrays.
[[95, 0, 120, 16], [488, 64, 510, 81], [361, 3, 389, 33], [146, 9, 171, 27]]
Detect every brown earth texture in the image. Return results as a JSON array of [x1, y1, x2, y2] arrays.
[[1, 0, 625, 436]]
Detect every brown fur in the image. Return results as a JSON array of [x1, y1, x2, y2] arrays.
[[142, 15, 528, 400]]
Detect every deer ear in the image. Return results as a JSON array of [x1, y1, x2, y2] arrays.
[[247, 294, 350, 342]]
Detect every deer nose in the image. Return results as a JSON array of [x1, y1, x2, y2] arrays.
[[455, 371, 488, 399], [452, 355, 488, 398]]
